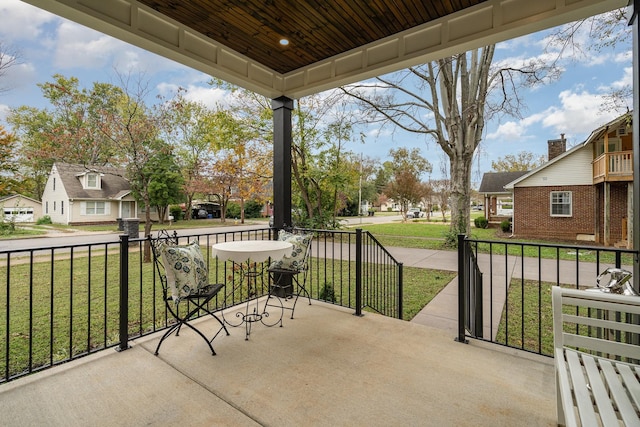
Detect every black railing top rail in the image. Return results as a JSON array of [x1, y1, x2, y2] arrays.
[[361, 231, 401, 265], [465, 236, 637, 255], [0, 239, 123, 256]]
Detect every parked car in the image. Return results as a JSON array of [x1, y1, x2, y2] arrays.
[[473, 204, 484, 211], [194, 209, 208, 219], [407, 208, 424, 219]]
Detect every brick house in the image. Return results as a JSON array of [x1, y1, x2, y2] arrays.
[[505, 113, 633, 247]]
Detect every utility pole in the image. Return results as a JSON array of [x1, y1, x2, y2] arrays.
[[358, 152, 363, 224]]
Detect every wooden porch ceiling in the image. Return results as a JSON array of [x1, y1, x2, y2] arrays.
[[22, 0, 626, 99], [135, 0, 487, 75]]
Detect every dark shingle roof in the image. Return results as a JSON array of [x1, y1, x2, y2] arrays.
[[55, 163, 130, 200], [478, 171, 529, 194]]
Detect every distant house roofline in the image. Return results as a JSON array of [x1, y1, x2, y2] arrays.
[[478, 171, 529, 194]]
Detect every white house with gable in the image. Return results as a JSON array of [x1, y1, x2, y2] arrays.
[[41, 163, 146, 225]]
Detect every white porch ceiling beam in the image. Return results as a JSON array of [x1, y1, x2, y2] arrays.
[[22, 0, 627, 99]]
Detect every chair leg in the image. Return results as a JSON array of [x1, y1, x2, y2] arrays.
[[154, 323, 181, 355], [290, 278, 311, 319], [155, 303, 225, 356]]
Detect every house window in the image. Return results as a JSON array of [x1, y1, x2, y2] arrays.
[[53, 178, 56, 191], [550, 191, 572, 217], [61, 201, 64, 214], [53, 201, 56, 211], [86, 173, 98, 188], [85, 201, 106, 215], [46, 201, 48, 214]]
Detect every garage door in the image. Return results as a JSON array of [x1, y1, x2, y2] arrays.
[[4, 207, 34, 223]]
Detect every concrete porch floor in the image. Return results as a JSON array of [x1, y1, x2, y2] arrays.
[[0, 299, 556, 426]]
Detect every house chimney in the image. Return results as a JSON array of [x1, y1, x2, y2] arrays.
[[548, 133, 566, 161]]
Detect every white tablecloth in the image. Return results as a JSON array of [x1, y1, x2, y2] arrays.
[[211, 240, 292, 263]]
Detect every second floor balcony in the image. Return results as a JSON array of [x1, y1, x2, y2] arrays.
[[593, 150, 634, 184]]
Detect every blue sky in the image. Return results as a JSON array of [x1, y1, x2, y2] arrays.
[[0, 0, 633, 186]]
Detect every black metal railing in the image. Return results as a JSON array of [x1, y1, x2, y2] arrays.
[[457, 234, 638, 357], [0, 227, 402, 383]]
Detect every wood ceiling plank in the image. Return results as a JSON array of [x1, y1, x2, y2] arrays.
[[137, 0, 488, 74]]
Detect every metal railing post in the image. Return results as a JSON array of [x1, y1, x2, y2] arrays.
[[397, 263, 403, 320], [355, 228, 363, 316], [456, 234, 468, 344], [117, 235, 130, 352]]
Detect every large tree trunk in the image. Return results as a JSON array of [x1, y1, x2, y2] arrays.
[[449, 150, 473, 236]]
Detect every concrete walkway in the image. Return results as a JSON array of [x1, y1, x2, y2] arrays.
[[385, 245, 621, 339], [385, 246, 461, 334]]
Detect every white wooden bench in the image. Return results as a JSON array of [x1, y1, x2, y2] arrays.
[[552, 286, 640, 426]]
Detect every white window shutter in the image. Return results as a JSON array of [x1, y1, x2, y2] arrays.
[[80, 202, 86, 215]]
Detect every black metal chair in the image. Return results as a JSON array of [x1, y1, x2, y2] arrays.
[[149, 231, 229, 355], [267, 230, 313, 319]]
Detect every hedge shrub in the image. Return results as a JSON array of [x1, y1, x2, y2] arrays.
[[474, 216, 488, 229]]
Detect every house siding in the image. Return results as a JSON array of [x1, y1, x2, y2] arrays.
[[42, 165, 68, 224], [513, 185, 595, 240], [515, 145, 593, 188]]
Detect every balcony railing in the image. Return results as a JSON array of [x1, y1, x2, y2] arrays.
[[0, 227, 402, 384], [592, 150, 633, 182], [457, 235, 638, 357]]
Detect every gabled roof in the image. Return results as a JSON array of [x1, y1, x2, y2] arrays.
[[505, 111, 634, 189], [583, 112, 633, 146], [54, 163, 131, 200], [0, 194, 42, 205], [478, 171, 529, 194]]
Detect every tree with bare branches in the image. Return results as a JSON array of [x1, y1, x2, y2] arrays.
[[341, 44, 559, 241], [0, 41, 22, 95]]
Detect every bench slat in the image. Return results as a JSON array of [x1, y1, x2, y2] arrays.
[[564, 334, 640, 360], [563, 293, 640, 314], [553, 287, 640, 427], [556, 349, 578, 427], [566, 350, 599, 426], [618, 364, 640, 413], [600, 358, 640, 426], [563, 312, 640, 336], [582, 354, 619, 426]]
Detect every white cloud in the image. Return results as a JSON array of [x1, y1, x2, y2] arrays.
[[156, 82, 231, 110], [0, 0, 55, 40], [485, 113, 546, 141], [538, 90, 619, 138], [50, 20, 184, 78], [183, 85, 229, 109], [486, 121, 529, 141], [53, 22, 126, 70], [611, 67, 633, 90], [0, 104, 9, 123], [1, 60, 37, 92], [614, 51, 632, 63]]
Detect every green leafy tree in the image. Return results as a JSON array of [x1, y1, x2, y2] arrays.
[[0, 125, 19, 195], [384, 148, 432, 221], [146, 150, 185, 223], [491, 151, 545, 172], [8, 75, 121, 198], [159, 89, 219, 219], [93, 73, 166, 259]]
